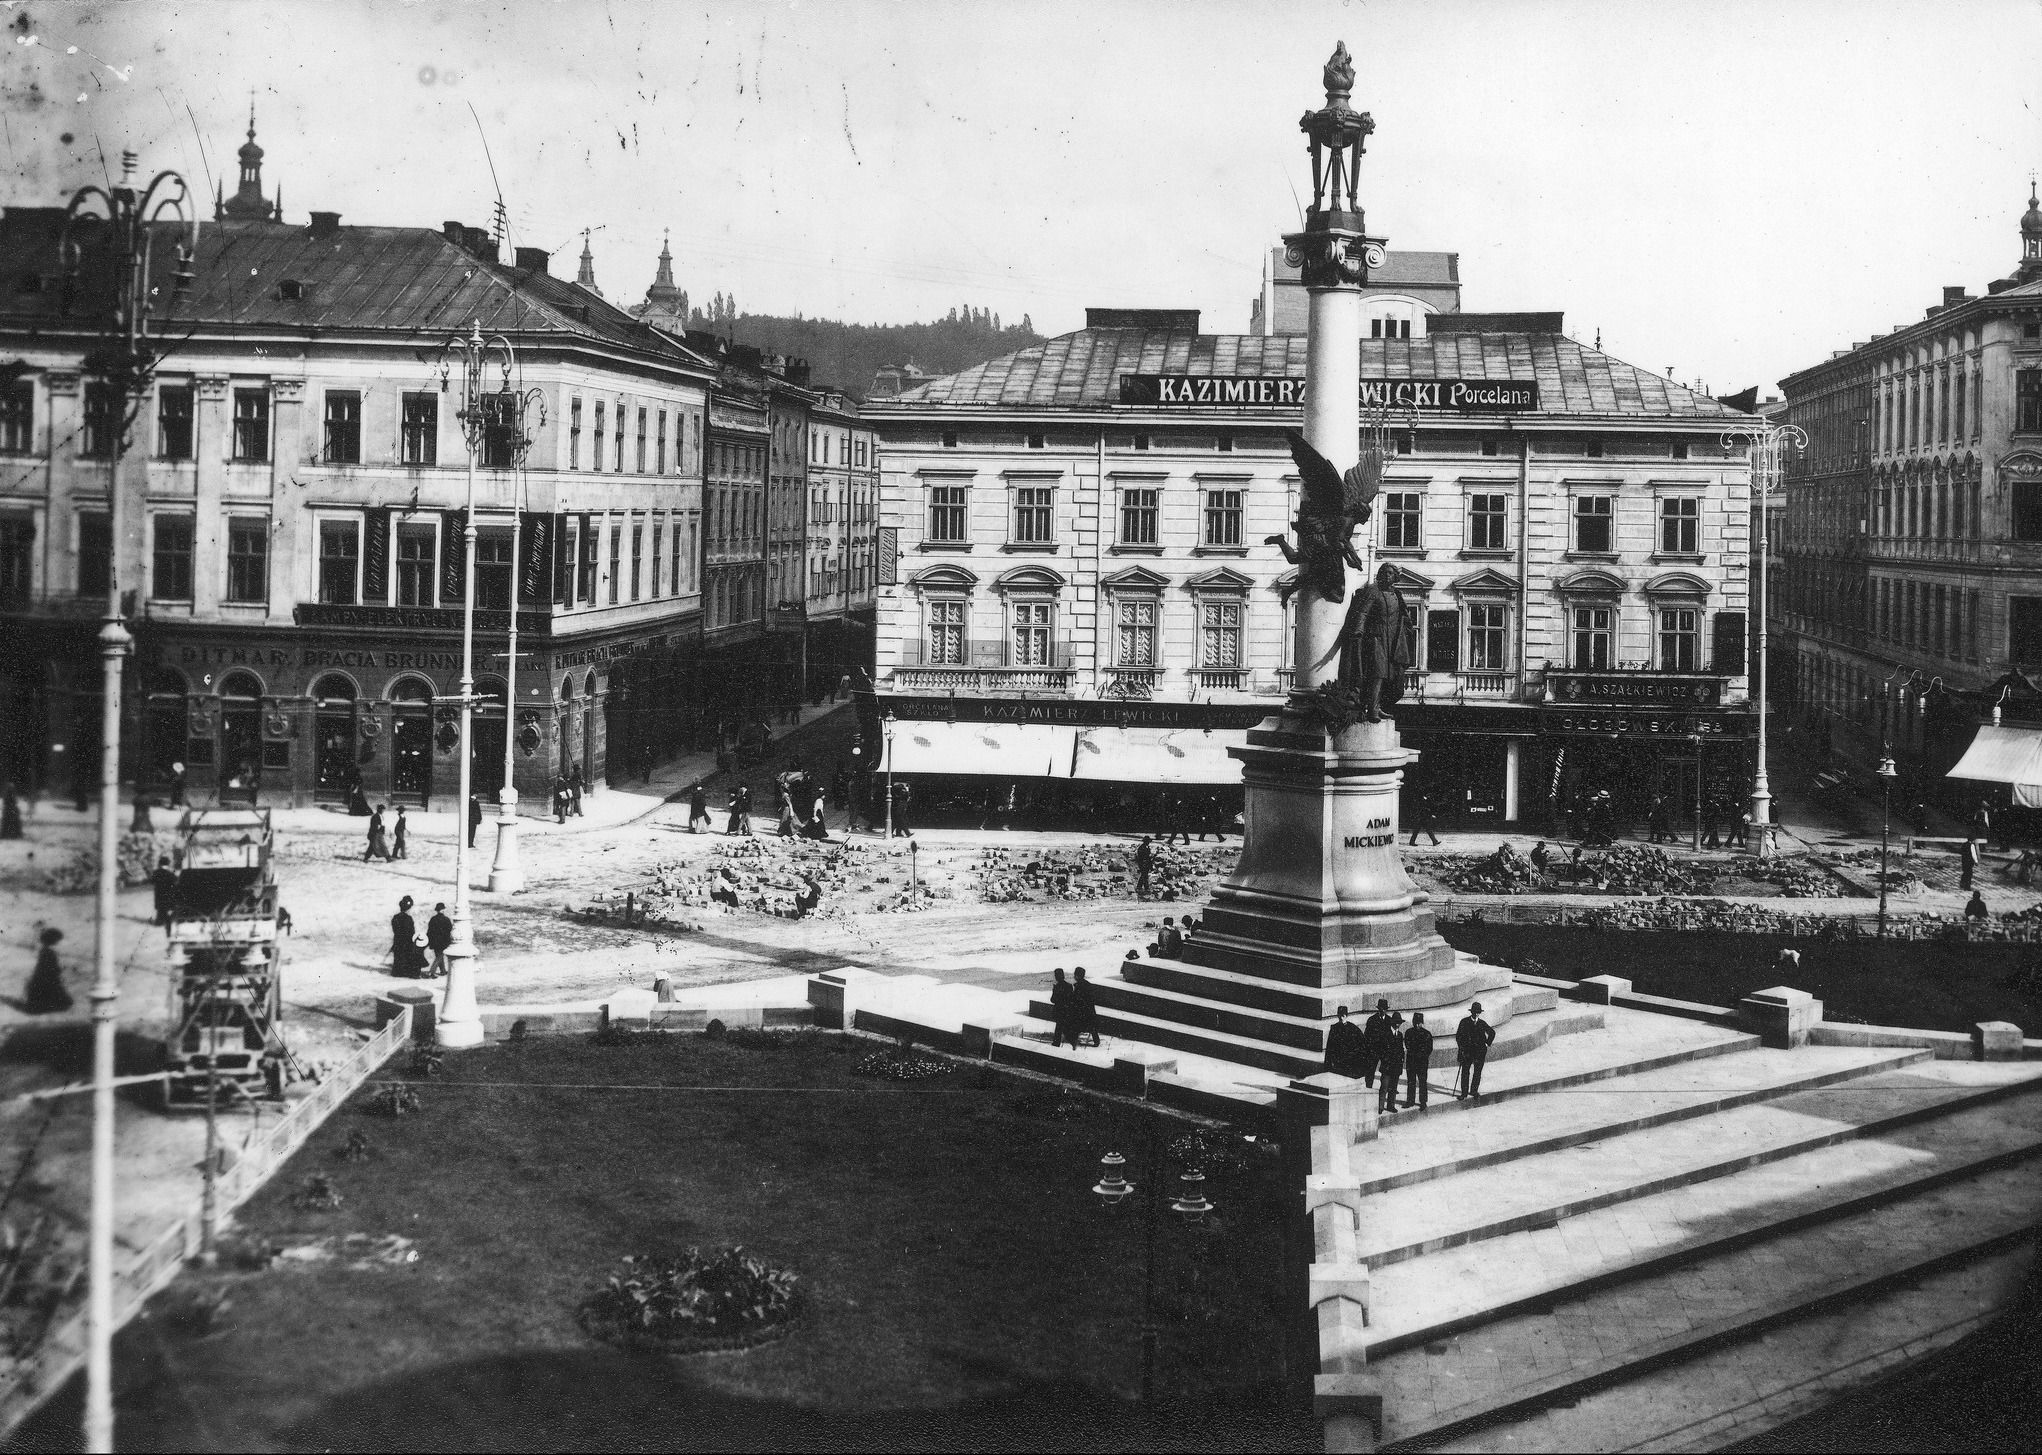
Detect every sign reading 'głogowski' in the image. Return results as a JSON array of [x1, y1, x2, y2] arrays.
[[1118, 374, 1539, 412]]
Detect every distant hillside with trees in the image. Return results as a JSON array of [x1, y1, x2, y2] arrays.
[[687, 295, 1044, 398]]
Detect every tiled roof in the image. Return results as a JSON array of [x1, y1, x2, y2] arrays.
[[0, 211, 709, 367], [882, 327, 1746, 419]]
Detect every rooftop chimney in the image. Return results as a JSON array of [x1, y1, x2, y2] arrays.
[[785, 358, 812, 387], [1943, 285, 1971, 308], [514, 247, 550, 275], [307, 210, 341, 239]]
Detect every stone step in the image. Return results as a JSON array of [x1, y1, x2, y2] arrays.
[[1180, 917, 1459, 986], [1367, 1151, 2042, 1449], [1122, 952, 1514, 1022], [1352, 1067, 2042, 1270], [1354, 1045, 1931, 1195]]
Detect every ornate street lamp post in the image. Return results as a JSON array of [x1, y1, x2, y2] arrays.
[[1090, 1124, 1213, 1411], [882, 710, 897, 839], [428, 321, 522, 1047], [1877, 747, 1899, 937], [59, 149, 198, 1455], [486, 382, 546, 896], [1722, 419, 1806, 858]]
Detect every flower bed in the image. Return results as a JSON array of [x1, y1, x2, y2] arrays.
[[576, 1247, 801, 1356]]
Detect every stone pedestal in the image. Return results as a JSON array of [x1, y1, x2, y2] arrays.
[[1975, 1020, 2024, 1061], [1740, 986, 1823, 1049]]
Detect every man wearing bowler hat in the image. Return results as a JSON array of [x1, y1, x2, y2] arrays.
[[1456, 1001, 1496, 1099]]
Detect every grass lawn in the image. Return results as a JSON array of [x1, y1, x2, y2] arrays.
[[13, 1031, 1305, 1454], [1441, 924, 2042, 1034]]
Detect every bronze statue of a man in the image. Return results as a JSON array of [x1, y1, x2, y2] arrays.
[[1335, 562, 1411, 723]]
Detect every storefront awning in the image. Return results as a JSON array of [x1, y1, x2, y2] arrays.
[[1946, 725, 2042, 806], [1071, 727, 1246, 786], [885, 721, 1078, 778]]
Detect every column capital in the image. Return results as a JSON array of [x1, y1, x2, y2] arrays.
[[1281, 229, 1387, 292]]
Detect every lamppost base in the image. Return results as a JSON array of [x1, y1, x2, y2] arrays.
[[1749, 787, 1773, 860], [486, 787, 522, 894], [435, 937, 486, 1048]]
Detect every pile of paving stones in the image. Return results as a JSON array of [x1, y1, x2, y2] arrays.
[[970, 844, 1223, 904], [571, 839, 868, 926], [1720, 857, 1846, 898], [1428, 846, 1844, 900]]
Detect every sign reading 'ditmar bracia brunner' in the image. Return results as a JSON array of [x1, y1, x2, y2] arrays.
[[1118, 375, 1539, 412]]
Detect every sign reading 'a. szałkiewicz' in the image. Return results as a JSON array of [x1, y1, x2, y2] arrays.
[[1118, 374, 1540, 412]]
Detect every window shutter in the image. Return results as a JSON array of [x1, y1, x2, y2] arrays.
[[442, 509, 466, 604], [1710, 611, 1746, 675], [519, 511, 551, 607], [1426, 609, 1459, 673], [361, 507, 389, 603]]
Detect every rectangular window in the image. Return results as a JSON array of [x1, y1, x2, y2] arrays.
[[157, 385, 193, 460], [594, 402, 607, 470], [475, 529, 514, 611], [1711, 611, 1746, 674], [1468, 494, 1507, 551], [323, 390, 361, 464], [1573, 495, 1613, 553], [232, 389, 270, 463], [152, 514, 195, 601], [0, 384, 32, 454], [76, 512, 110, 597], [675, 518, 687, 595], [1659, 496, 1700, 554], [0, 517, 32, 605], [81, 383, 120, 460], [630, 523, 643, 600], [1203, 488, 1244, 548], [928, 485, 968, 544], [576, 519, 599, 602], [563, 521, 581, 606], [2019, 484, 2042, 542], [401, 393, 438, 466], [1119, 487, 1158, 546], [1467, 603, 1507, 670], [1200, 599, 1242, 668], [1671, 442, 1690, 461], [650, 521, 663, 597], [656, 410, 667, 474], [316, 519, 358, 605], [636, 408, 648, 473], [2011, 598, 2042, 664], [2017, 370, 2040, 433], [1571, 605, 1612, 669], [1027, 432, 1045, 450], [1382, 492, 1422, 550], [615, 401, 626, 471], [607, 521, 621, 604], [1658, 606, 1701, 671], [395, 524, 435, 607], [225, 518, 267, 604], [928, 599, 966, 665], [1011, 600, 1054, 665], [1117, 598, 1157, 667], [569, 397, 583, 469], [1013, 486, 1054, 544], [1426, 608, 1460, 672], [481, 392, 519, 468]]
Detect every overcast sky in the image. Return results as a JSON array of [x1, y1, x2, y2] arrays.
[[5, 0, 2039, 396]]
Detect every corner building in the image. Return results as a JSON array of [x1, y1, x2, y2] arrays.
[[864, 308, 1756, 828]]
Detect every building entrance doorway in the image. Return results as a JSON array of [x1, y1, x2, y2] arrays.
[[391, 679, 434, 806], [312, 674, 358, 804]]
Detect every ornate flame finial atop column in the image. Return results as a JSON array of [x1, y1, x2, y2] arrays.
[[1288, 42, 1386, 289]]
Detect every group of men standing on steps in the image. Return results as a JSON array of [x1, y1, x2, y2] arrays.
[[1324, 1000, 1495, 1112]]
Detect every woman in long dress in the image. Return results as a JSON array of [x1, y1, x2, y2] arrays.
[[390, 896, 420, 978], [23, 928, 71, 1014]]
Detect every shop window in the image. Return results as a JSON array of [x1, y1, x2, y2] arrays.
[[476, 529, 515, 611], [1468, 494, 1507, 551], [232, 389, 269, 463], [152, 514, 195, 601], [1382, 492, 1422, 550], [1573, 495, 1613, 554], [402, 393, 438, 466], [157, 385, 193, 460], [1467, 602, 1507, 670], [1119, 487, 1158, 546], [1659, 496, 1700, 554], [926, 598, 967, 665], [0, 515, 29, 605], [1200, 599, 1242, 668], [1117, 597, 1158, 667], [0, 383, 31, 455], [76, 512, 110, 598], [1658, 606, 1701, 671], [323, 390, 361, 464], [1571, 605, 1612, 669], [317, 518, 359, 605], [225, 518, 267, 604], [929, 484, 968, 545], [1203, 489, 1244, 548]]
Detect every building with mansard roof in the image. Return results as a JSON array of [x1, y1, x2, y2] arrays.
[[861, 308, 1756, 831]]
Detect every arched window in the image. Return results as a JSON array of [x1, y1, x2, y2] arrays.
[[311, 672, 357, 705], [218, 670, 263, 700]]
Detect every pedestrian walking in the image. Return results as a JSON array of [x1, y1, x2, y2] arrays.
[[1134, 835, 1154, 899], [1702, 797, 1723, 850], [1455, 1001, 1495, 1099], [1407, 792, 1440, 847], [1732, 810, 1751, 849], [392, 805, 410, 860], [167, 762, 187, 809], [688, 784, 711, 832], [1961, 836, 1981, 890], [776, 784, 798, 839], [22, 928, 71, 1014], [1049, 967, 1078, 1049], [1648, 794, 1672, 845], [891, 781, 913, 836], [641, 743, 656, 783], [1324, 1005, 1368, 1078], [391, 896, 422, 978], [569, 764, 585, 817], [426, 902, 453, 977], [346, 766, 371, 817], [363, 805, 392, 862], [1377, 1013, 1406, 1115], [152, 855, 178, 929], [552, 775, 569, 824], [1070, 966, 1102, 1047], [1404, 1010, 1433, 1109], [1161, 794, 1188, 847], [468, 794, 484, 848], [727, 784, 752, 836], [1360, 998, 1394, 1088]]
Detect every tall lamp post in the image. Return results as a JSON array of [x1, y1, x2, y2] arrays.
[[1877, 747, 1898, 937], [429, 321, 520, 1048], [58, 151, 197, 1455], [1722, 419, 1806, 858], [882, 710, 897, 839], [1090, 1124, 1213, 1411], [487, 383, 546, 896]]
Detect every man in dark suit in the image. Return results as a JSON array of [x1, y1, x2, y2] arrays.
[[426, 902, 453, 978], [1404, 1010, 1434, 1109], [1324, 1006, 1368, 1079], [1376, 1012, 1406, 1114], [1456, 1002, 1496, 1099], [1360, 999, 1395, 1088]]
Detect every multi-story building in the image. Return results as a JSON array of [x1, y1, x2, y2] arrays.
[[697, 348, 771, 732], [766, 375, 815, 697], [0, 135, 716, 808], [1250, 244, 1461, 338], [1775, 187, 2042, 793], [863, 308, 1755, 827], [806, 390, 879, 694]]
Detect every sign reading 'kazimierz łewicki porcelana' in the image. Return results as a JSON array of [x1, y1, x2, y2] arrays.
[[1118, 375, 1540, 412]]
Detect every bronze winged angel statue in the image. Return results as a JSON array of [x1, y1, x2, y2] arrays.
[[1268, 428, 1380, 606]]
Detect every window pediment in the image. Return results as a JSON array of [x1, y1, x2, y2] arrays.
[[1452, 567, 1519, 595], [1101, 565, 1170, 592], [908, 563, 979, 591], [994, 564, 1065, 594], [1186, 566, 1254, 594], [1555, 567, 1626, 596], [1643, 571, 1711, 597], [1385, 565, 1434, 594], [2002, 452, 2042, 481]]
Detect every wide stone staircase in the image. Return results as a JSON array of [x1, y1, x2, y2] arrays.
[[1325, 1034, 2042, 1451]]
